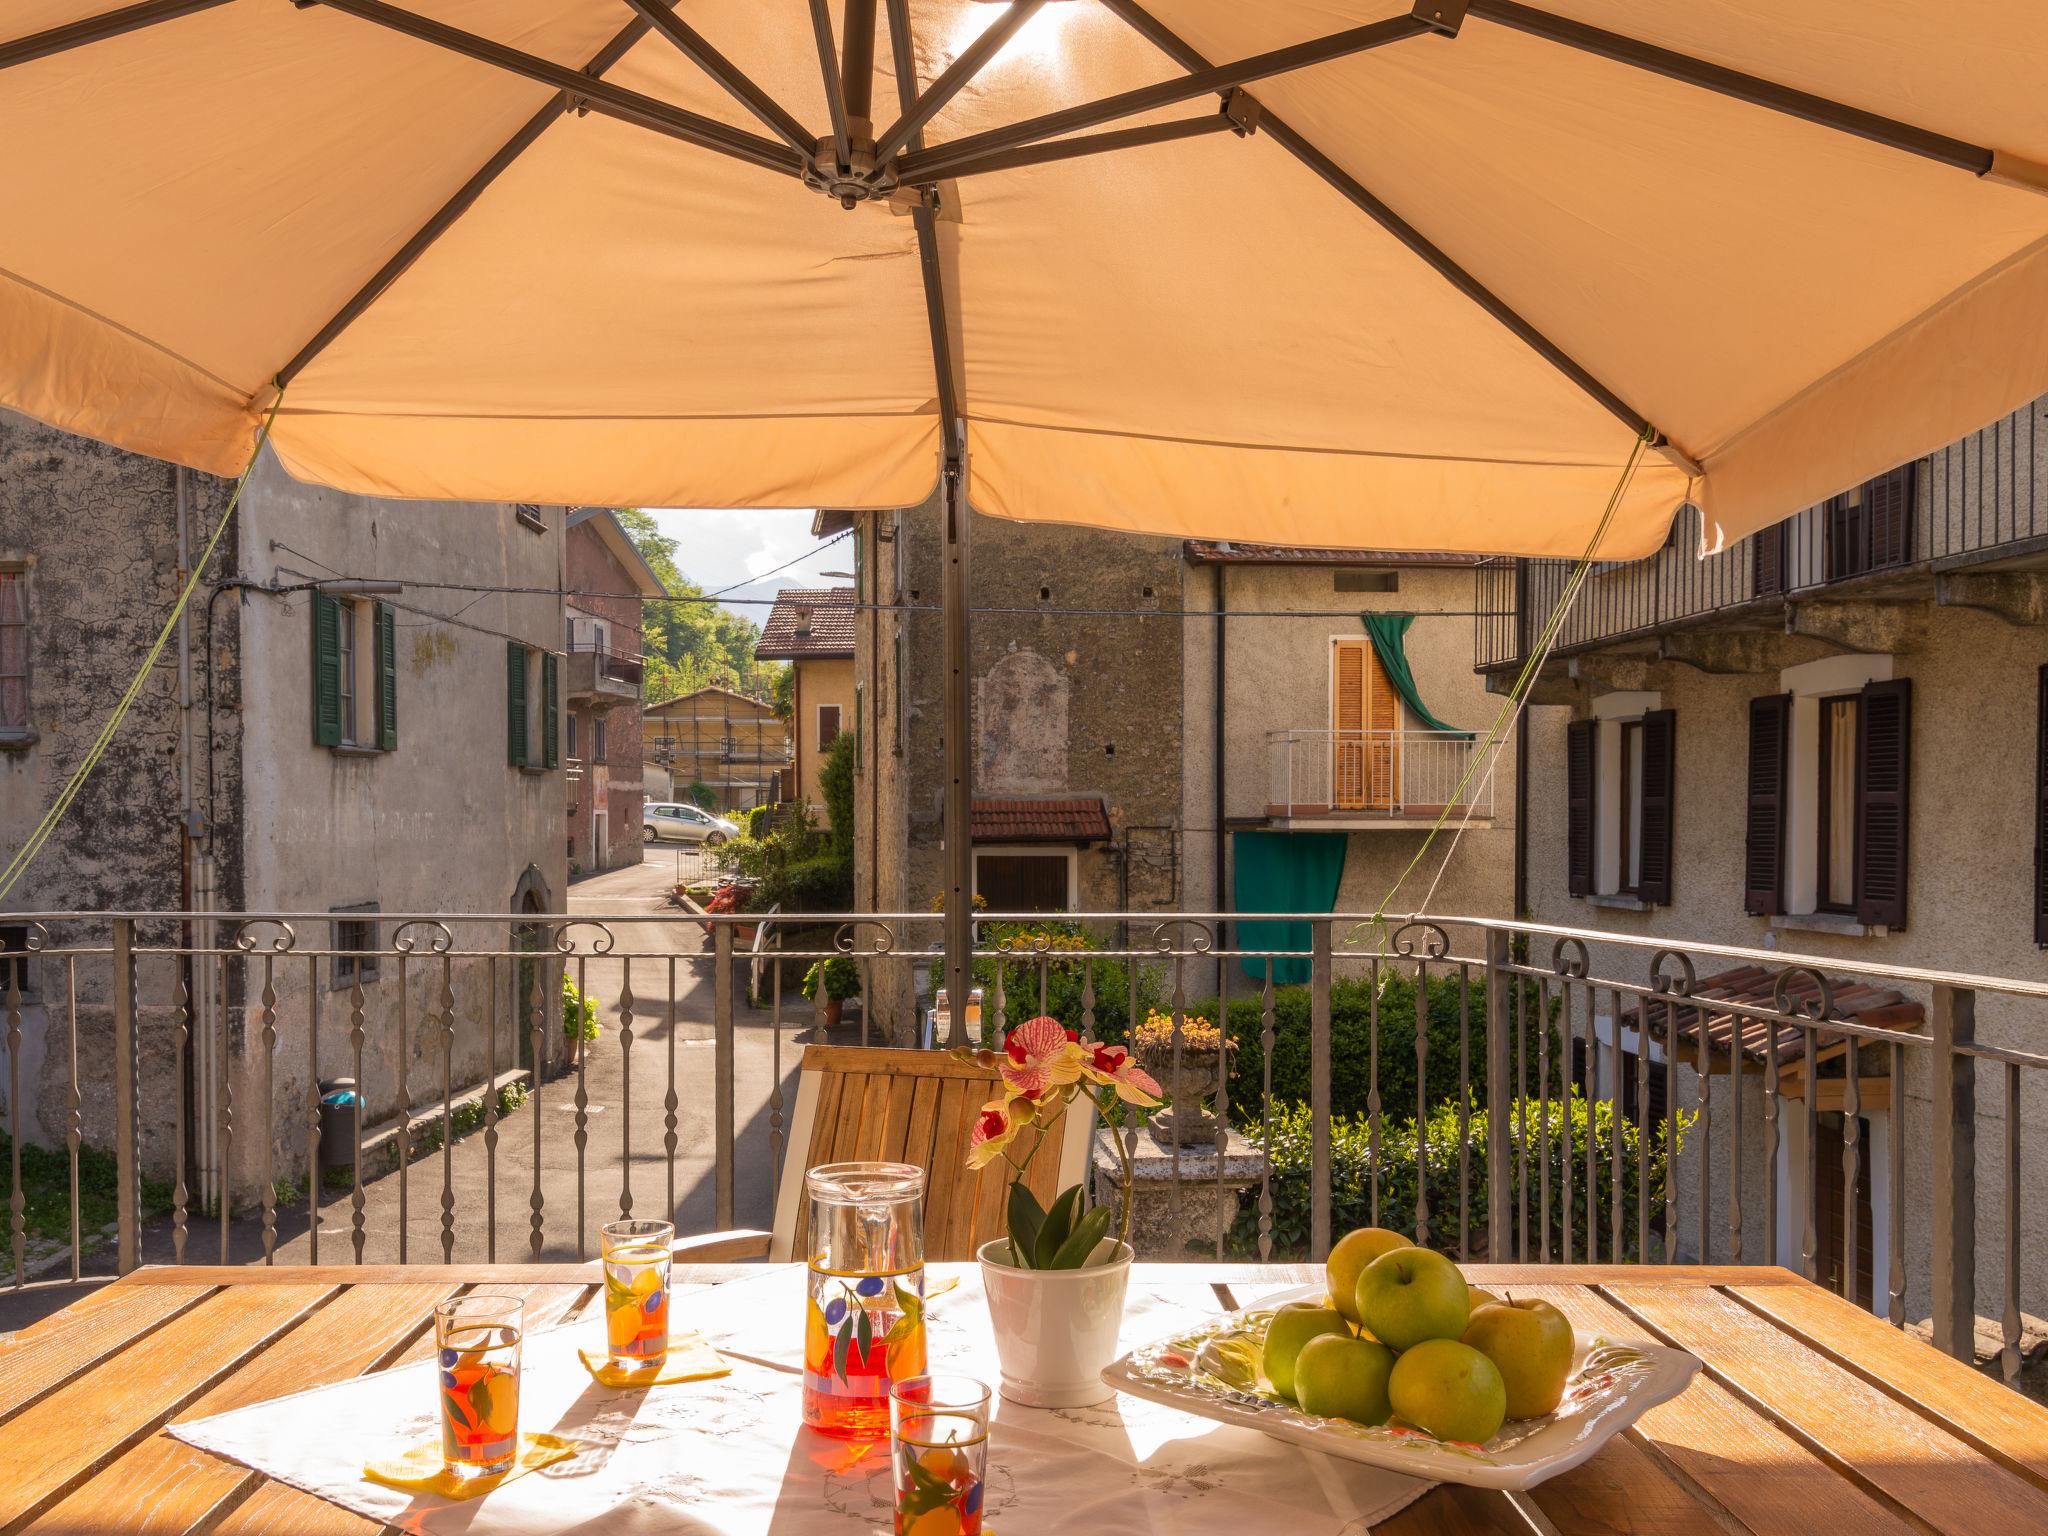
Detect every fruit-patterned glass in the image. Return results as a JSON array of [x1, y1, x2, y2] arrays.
[[891, 1374, 991, 1535], [601, 1218, 674, 1372], [436, 1295, 522, 1477], [803, 1161, 927, 1437]]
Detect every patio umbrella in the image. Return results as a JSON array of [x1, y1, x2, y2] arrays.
[[6, 0, 2048, 1016]]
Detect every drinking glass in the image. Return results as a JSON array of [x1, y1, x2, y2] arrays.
[[803, 1161, 927, 1437], [601, 1218, 675, 1372], [436, 1295, 523, 1477], [890, 1374, 991, 1536]]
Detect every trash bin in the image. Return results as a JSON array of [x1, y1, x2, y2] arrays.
[[317, 1079, 360, 1171]]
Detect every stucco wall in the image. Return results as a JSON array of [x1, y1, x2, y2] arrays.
[[1521, 601, 2048, 1324], [793, 657, 855, 817], [564, 519, 647, 873]]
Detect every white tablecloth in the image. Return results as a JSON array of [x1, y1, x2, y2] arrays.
[[172, 1269, 1434, 1534]]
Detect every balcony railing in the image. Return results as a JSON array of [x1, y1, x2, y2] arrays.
[[4, 909, 2037, 1375], [1266, 729, 1494, 822], [1477, 392, 2048, 670]]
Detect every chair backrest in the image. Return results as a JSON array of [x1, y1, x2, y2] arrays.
[[768, 1045, 1096, 1263]]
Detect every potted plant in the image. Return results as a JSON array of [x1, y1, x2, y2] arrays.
[[957, 1016, 1165, 1406], [801, 954, 860, 1028], [1132, 1009, 1232, 1148]]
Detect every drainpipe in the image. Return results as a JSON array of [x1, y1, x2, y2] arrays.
[[1213, 560, 1228, 960], [174, 466, 201, 1212], [1512, 559, 1531, 918]]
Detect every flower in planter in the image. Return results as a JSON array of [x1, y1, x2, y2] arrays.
[[1080, 1042, 1164, 1107], [1133, 1010, 1230, 1057]]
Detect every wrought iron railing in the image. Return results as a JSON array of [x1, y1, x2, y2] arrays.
[[1266, 729, 1494, 820], [4, 909, 2040, 1376]]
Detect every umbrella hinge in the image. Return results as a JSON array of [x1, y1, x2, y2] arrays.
[[1221, 89, 1261, 138], [805, 133, 898, 209], [1412, 0, 1467, 37]]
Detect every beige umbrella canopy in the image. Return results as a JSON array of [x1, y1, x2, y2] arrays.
[[6, 0, 2048, 561]]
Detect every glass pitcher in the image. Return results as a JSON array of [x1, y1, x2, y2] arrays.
[[803, 1161, 927, 1436]]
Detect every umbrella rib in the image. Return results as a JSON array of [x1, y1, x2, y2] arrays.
[[273, 14, 654, 391], [900, 101, 1254, 187], [0, 0, 232, 71], [305, 0, 803, 178], [620, 0, 815, 157], [884, 0, 961, 441], [873, 0, 1048, 167], [1100, 0, 1663, 449], [890, 12, 1430, 185], [1466, 0, 1993, 177], [808, 0, 852, 172]]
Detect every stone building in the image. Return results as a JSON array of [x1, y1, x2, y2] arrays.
[[563, 508, 664, 874], [1484, 391, 2048, 1322], [0, 408, 567, 1207], [756, 587, 856, 821]]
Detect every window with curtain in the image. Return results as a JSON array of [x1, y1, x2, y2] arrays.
[[1818, 694, 1860, 912]]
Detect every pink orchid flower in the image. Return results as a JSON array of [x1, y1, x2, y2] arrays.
[[999, 1015, 1086, 1100], [966, 1095, 1036, 1169], [1080, 1041, 1164, 1108]]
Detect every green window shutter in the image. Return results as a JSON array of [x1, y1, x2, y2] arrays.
[[375, 602, 398, 751], [311, 591, 342, 747], [542, 651, 559, 768], [507, 642, 528, 767]]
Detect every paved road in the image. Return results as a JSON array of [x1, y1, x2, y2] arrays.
[[0, 856, 813, 1330]]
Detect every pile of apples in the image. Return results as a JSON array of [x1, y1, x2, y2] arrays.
[[1259, 1227, 1574, 1446]]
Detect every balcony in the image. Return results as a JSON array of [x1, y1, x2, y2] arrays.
[[1264, 728, 1493, 827], [564, 639, 642, 707]]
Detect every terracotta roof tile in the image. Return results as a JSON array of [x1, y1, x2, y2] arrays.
[[1621, 964, 1924, 1070], [754, 587, 855, 660], [1183, 541, 1494, 567], [972, 797, 1112, 843]]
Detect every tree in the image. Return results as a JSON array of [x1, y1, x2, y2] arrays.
[[614, 508, 787, 705]]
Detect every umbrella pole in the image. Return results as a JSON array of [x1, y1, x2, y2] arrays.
[[941, 450, 974, 1049]]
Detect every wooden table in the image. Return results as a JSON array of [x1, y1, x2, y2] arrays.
[[3, 1262, 2047, 1534]]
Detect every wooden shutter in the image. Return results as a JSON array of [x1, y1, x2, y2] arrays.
[[1753, 523, 1787, 598], [2036, 666, 2048, 945], [506, 642, 528, 767], [1332, 641, 1366, 810], [1855, 677, 1911, 929], [1864, 466, 1916, 570], [374, 602, 397, 751], [1637, 709, 1677, 905], [542, 651, 560, 769], [1744, 694, 1791, 916], [1565, 719, 1596, 897], [311, 591, 342, 747]]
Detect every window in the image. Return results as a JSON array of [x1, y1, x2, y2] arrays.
[[0, 568, 27, 732], [330, 903, 380, 988], [514, 503, 547, 534], [1567, 701, 1675, 904], [1824, 466, 1915, 583], [593, 714, 608, 765], [1816, 694, 1860, 912], [313, 595, 395, 752], [592, 622, 607, 655], [507, 643, 558, 769], [567, 711, 579, 760], [337, 600, 358, 743], [1334, 571, 1399, 593], [0, 925, 36, 1004], [818, 703, 841, 752], [974, 850, 1074, 913]]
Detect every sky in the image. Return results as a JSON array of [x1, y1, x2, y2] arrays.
[[645, 506, 853, 626]]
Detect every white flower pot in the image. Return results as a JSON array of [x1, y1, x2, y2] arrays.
[[977, 1236, 1132, 1408]]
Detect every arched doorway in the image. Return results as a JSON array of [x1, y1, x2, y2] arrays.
[[510, 865, 552, 1073]]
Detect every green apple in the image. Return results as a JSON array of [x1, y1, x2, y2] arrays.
[[1262, 1303, 1352, 1402], [1462, 1299, 1575, 1419], [1325, 1227, 1414, 1325], [1355, 1247, 1470, 1351], [1467, 1286, 1503, 1312], [1293, 1334, 1396, 1426], [1388, 1338, 1507, 1445]]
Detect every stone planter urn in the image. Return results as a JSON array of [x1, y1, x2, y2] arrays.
[[1137, 1046, 1225, 1148]]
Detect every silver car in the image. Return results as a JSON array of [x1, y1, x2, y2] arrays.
[[643, 801, 741, 846]]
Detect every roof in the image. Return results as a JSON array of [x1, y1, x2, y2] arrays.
[[645, 685, 778, 718], [972, 797, 1113, 844], [1621, 964, 1924, 1070], [566, 507, 668, 598], [1183, 541, 1491, 567], [755, 587, 855, 660]]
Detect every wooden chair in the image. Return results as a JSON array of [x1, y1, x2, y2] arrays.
[[659, 1044, 1096, 1266]]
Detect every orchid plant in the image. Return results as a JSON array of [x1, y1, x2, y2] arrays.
[[955, 1015, 1166, 1268]]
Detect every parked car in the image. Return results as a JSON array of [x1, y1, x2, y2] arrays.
[[644, 802, 741, 846]]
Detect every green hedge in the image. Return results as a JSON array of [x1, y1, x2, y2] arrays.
[[1226, 1093, 1689, 1262], [744, 804, 772, 840]]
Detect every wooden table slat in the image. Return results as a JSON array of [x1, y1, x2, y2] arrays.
[[1610, 1282, 2048, 1536], [1523, 1283, 1924, 1536], [23, 1280, 457, 1536], [0, 1283, 214, 1423], [1730, 1281, 2048, 1491], [0, 1283, 333, 1529]]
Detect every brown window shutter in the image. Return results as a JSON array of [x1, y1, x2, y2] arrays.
[[1753, 523, 1787, 598], [1856, 677, 1911, 928], [1865, 466, 1916, 570], [2037, 666, 2048, 945], [1638, 709, 1677, 905], [1565, 719, 1596, 897], [1744, 694, 1791, 916]]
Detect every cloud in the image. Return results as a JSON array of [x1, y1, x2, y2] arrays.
[[645, 506, 851, 622]]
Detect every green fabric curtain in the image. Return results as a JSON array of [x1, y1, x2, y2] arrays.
[[1233, 830, 1348, 985], [1360, 613, 1473, 739]]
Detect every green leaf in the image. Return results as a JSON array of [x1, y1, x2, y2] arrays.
[[856, 1304, 872, 1363], [1034, 1185, 1082, 1269], [833, 1315, 854, 1383], [469, 1377, 493, 1427], [1047, 1202, 1113, 1269], [900, 1454, 958, 1517], [1007, 1180, 1045, 1268]]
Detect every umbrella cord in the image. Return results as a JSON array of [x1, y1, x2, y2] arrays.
[[1345, 427, 1655, 957], [0, 392, 287, 904]]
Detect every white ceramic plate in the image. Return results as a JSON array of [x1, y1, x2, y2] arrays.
[[1101, 1284, 1701, 1491]]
